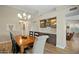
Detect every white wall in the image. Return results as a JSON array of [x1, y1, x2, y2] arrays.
[[0, 6, 20, 36], [0, 6, 32, 38], [66, 21, 79, 33]]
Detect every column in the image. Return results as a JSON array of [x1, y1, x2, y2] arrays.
[[56, 6, 66, 49]]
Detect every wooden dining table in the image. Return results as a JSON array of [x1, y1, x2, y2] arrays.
[[15, 35, 35, 53]]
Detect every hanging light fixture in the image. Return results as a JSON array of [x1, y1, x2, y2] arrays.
[[17, 13, 22, 19], [17, 13, 31, 21], [17, 13, 31, 37]]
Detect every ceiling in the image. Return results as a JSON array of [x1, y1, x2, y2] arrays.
[[9, 5, 58, 16]]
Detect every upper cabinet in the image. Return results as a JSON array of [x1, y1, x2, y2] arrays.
[[40, 19, 46, 28], [47, 17, 56, 28], [40, 17, 57, 28]]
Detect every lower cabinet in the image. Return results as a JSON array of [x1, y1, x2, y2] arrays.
[[29, 31, 56, 46], [47, 34, 56, 45]]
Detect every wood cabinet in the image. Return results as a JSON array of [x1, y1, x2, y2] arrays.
[[47, 34, 56, 45], [47, 17, 56, 28], [29, 31, 56, 46], [40, 17, 56, 28], [40, 20, 47, 28]]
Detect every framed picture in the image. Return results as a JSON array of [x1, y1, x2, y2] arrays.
[[40, 20, 46, 28]]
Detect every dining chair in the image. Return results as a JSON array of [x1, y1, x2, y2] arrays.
[[33, 35, 49, 54], [9, 32, 20, 53], [34, 32, 39, 37], [29, 31, 34, 37], [25, 35, 49, 54], [66, 32, 74, 40]]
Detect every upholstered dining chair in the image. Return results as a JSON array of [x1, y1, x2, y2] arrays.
[[66, 32, 74, 40], [29, 31, 34, 37], [9, 32, 20, 53], [34, 32, 40, 37], [33, 35, 49, 54], [25, 35, 49, 54]]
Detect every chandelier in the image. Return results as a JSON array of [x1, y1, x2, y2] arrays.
[[17, 13, 31, 37], [17, 13, 31, 21]]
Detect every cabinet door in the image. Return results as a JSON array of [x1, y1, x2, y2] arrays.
[[40, 20, 46, 28], [47, 17, 56, 28], [47, 34, 56, 45]]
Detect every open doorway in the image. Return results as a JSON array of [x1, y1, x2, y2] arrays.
[[66, 20, 79, 53]]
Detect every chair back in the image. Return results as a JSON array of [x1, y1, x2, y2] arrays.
[[9, 32, 20, 53], [33, 35, 49, 54], [34, 32, 39, 37], [29, 31, 34, 37], [66, 32, 74, 40]]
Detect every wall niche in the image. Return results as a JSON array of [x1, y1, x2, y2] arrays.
[[40, 17, 57, 28]]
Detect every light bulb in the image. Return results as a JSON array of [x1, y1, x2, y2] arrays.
[[28, 14, 31, 19], [23, 13, 26, 17], [17, 13, 22, 19]]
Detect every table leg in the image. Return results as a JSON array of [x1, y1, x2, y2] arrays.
[[20, 46, 24, 53]]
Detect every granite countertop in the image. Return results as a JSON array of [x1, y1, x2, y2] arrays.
[[31, 30, 56, 34], [32, 28, 56, 34]]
